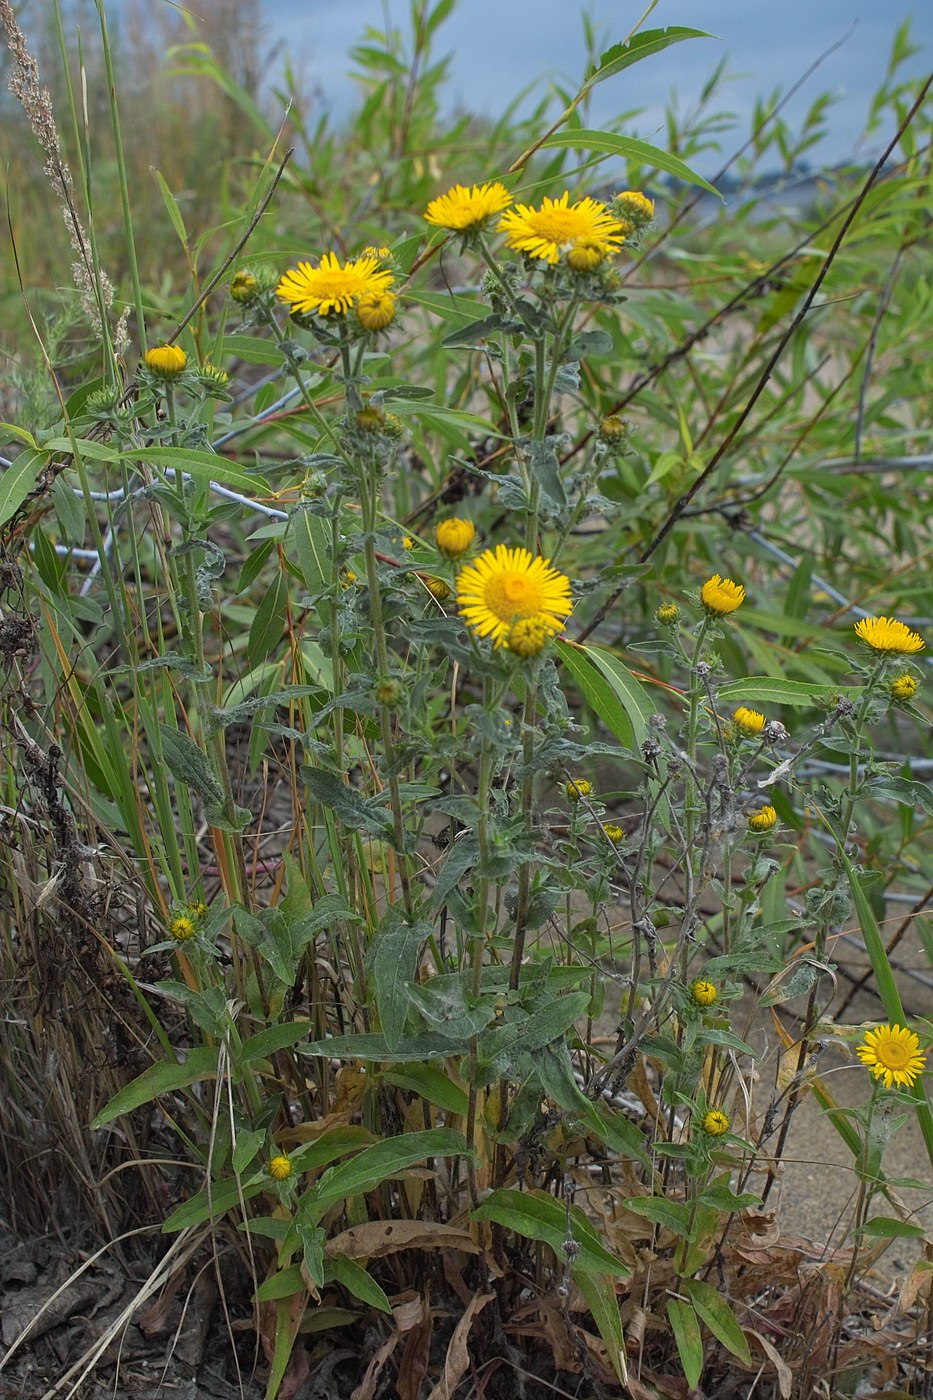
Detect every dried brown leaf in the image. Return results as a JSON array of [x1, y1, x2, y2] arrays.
[[748, 1326, 794, 1399], [326, 1218, 487, 1262], [424, 1290, 493, 1400]]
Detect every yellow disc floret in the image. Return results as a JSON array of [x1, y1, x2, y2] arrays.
[[691, 979, 718, 1007], [890, 673, 919, 701], [748, 805, 777, 833], [356, 291, 397, 331], [457, 544, 572, 647], [565, 778, 591, 802], [857, 1024, 926, 1090], [507, 615, 552, 657], [169, 915, 196, 941], [268, 1155, 294, 1181], [854, 616, 925, 654]]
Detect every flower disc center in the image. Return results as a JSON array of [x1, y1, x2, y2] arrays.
[[485, 572, 542, 620]]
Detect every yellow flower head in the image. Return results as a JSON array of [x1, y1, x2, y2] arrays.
[[424, 182, 513, 232], [890, 673, 919, 701], [186, 900, 208, 919], [435, 518, 476, 558], [701, 574, 745, 615], [691, 979, 718, 1007], [566, 239, 605, 272], [423, 575, 451, 602], [402, 536, 414, 550], [748, 805, 777, 833], [857, 1024, 926, 1090], [169, 915, 196, 941], [145, 345, 188, 379], [507, 615, 552, 658], [613, 190, 655, 229], [701, 1109, 730, 1136], [356, 290, 397, 331], [733, 706, 766, 736], [599, 414, 629, 442], [602, 823, 624, 842], [498, 192, 628, 266], [655, 603, 680, 626], [229, 271, 259, 304], [268, 1155, 294, 1181], [276, 253, 394, 316], [565, 778, 591, 802], [457, 544, 572, 647], [356, 406, 385, 433], [854, 616, 925, 655]]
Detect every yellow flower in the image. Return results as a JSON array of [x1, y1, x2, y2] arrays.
[[733, 706, 766, 736], [423, 576, 451, 602], [507, 615, 552, 657], [435, 518, 476, 558], [701, 574, 745, 615], [276, 253, 394, 316], [565, 778, 591, 802], [599, 414, 629, 442], [229, 271, 259, 304], [566, 239, 605, 272], [701, 1109, 729, 1136], [356, 406, 385, 433], [891, 673, 919, 701], [854, 616, 925, 655], [268, 1155, 294, 1181], [691, 979, 718, 1007], [186, 900, 208, 919], [356, 291, 397, 331], [857, 1024, 926, 1090], [748, 805, 777, 833], [613, 190, 655, 228], [169, 915, 196, 941], [402, 536, 414, 550], [424, 181, 513, 232], [602, 823, 624, 842], [145, 345, 187, 379], [498, 192, 627, 265], [655, 603, 679, 626], [457, 544, 572, 647]]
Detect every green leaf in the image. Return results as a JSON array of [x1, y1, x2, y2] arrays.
[[527, 438, 566, 510], [90, 1046, 219, 1127], [540, 130, 722, 198], [864, 775, 933, 818], [472, 1189, 628, 1277], [578, 1272, 628, 1387], [667, 1298, 703, 1389], [575, 643, 660, 749], [153, 168, 188, 244], [126, 445, 269, 494], [697, 1180, 762, 1213], [330, 1255, 392, 1314], [622, 1195, 694, 1237], [0, 448, 47, 527], [232, 1129, 266, 1176], [43, 435, 122, 462], [301, 767, 394, 837], [291, 503, 332, 603], [254, 1265, 305, 1303], [682, 1278, 751, 1366], [476, 991, 590, 1083], [299, 1030, 463, 1061], [238, 1021, 311, 1065], [302, 1129, 473, 1221], [366, 908, 429, 1050], [247, 569, 289, 664], [860, 1215, 926, 1240], [382, 1066, 470, 1117], [160, 724, 251, 832], [555, 638, 634, 749], [586, 27, 713, 85], [0, 421, 37, 447], [717, 676, 859, 708]]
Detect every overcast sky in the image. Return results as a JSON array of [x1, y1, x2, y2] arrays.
[[263, 0, 931, 171]]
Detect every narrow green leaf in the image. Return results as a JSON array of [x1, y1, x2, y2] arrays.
[[555, 638, 634, 749], [475, 991, 590, 1083], [622, 1195, 694, 1236], [586, 27, 713, 86], [238, 1021, 312, 1064], [682, 1278, 751, 1366], [667, 1299, 703, 1388], [472, 1188, 629, 1277], [0, 448, 47, 526], [247, 569, 289, 664], [304, 1129, 473, 1220], [383, 1066, 470, 1117], [0, 422, 37, 447], [153, 168, 188, 244], [578, 1272, 628, 1387], [91, 1046, 218, 1128], [43, 435, 122, 461], [232, 1128, 266, 1176], [124, 445, 269, 493], [291, 503, 331, 601], [540, 130, 722, 198], [717, 676, 860, 707], [576, 643, 661, 749], [254, 1265, 305, 1303], [330, 1255, 392, 1314], [366, 908, 429, 1050], [299, 1030, 463, 1061], [860, 1215, 926, 1239]]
